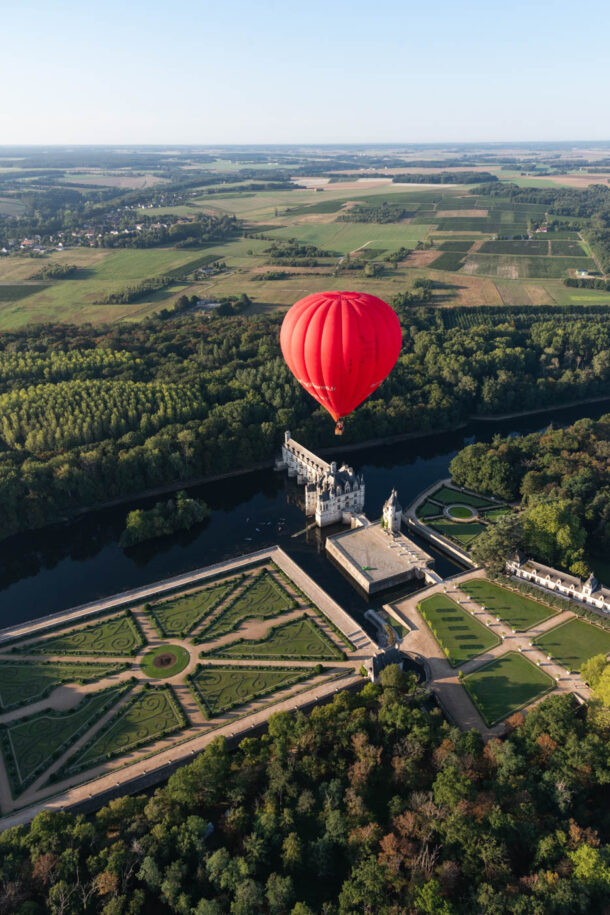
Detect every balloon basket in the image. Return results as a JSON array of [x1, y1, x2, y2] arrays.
[[334, 420, 344, 436]]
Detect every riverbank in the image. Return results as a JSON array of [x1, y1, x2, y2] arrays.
[[6, 390, 610, 544], [471, 393, 610, 422]]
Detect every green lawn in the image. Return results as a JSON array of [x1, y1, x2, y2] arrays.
[[428, 518, 487, 547], [202, 616, 344, 661], [188, 665, 314, 717], [0, 659, 130, 711], [418, 594, 500, 667], [0, 684, 129, 796], [195, 570, 297, 641], [21, 612, 145, 657], [140, 644, 190, 678], [149, 577, 241, 637], [458, 580, 558, 631], [463, 651, 555, 725], [416, 499, 444, 520], [447, 505, 476, 519], [480, 507, 512, 521], [58, 686, 186, 777], [533, 618, 610, 672], [429, 486, 495, 508]]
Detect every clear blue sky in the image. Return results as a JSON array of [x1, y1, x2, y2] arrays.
[[1, 0, 608, 144]]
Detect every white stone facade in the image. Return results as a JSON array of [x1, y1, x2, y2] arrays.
[[314, 461, 365, 527], [383, 489, 402, 533], [506, 553, 610, 614]]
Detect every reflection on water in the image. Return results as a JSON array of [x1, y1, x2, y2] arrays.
[[1, 399, 609, 626]]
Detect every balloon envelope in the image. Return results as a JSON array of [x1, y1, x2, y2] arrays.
[[280, 290, 402, 421]]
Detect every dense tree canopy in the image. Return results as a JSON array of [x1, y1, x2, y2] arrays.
[[2, 685, 610, 913], [450, 417, 610, 572], [1, 309, 610, 542]]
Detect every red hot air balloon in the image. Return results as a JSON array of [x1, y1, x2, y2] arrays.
[[280, 290, 402, 434]]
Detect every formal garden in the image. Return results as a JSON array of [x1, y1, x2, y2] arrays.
[[0, 562, 354, 811], [418, 593, 500, 667], [463, 651, 555, 725], [187, 664, 317, 718], [16, 611, 145, 657], [193, 568, 297, 641], [415, 483, 511, 550]]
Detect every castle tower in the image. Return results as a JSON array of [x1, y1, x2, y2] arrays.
[[382, 489, 402, 533]]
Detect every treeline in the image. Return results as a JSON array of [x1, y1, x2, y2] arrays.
[[29, 263, 78, 280], [450, 416, 610, 575], [2, 310, 610, 541], [564, 277, 610, 290], [264, 239, 334, 267], [98, 276, 174, 304], [3, 685, 610, 913], [391, 171, 498, 184], [338, 203, 410, 223]]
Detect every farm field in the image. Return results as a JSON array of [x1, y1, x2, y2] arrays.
[[463, 651, 555, 725], [57, 686, 186, 778], [458, 580, 558, 630], [149, 577, 241, 637], [0, 685, 128, 796], [533, 618, 610, 671], [202, 616, 344, 661], [20, 612, 145, 657], [462, 253, 597, 279], [418, 594, 500, 667], [195, 570, 297, 640], [188, 664, 314, 717], [0, 659, 129, 711]]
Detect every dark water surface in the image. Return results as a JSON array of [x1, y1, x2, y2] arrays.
[[2, 399, 609, 627]]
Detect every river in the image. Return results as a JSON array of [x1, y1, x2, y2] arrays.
[[1, 399, 609, 628]]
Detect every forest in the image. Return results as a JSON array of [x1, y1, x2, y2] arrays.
[[2, 678, 610, 914], [449, 417, 610, 575], [1, 307, 610, 542]]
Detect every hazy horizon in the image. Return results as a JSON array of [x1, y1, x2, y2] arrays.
[[2, 0, 609, 146]]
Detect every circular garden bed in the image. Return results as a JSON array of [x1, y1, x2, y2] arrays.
[[141, 644, 190, 679], [446, 504, 478, 521]]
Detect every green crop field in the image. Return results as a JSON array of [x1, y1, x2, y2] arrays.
[[0, 684, 129, 796], [458, 579, 558, 630], [188, 664, 313, 717], [550, 240, 587, 256], [0, 284, 50, 302], [0, 659, 129, 711], [438, 240, 473, 252], [263, 221, 433, 255], [416, 499, 444, 520], [479, 240, 549, 255], [203, 616, 344, 661], [430, 252, 466, 271], [534, 618, 610, 671], [428, 518, 487, 546], [21, 612, 145, 657], [418, 594, 500, 667], [196, 570, 297, 641], [429, 486, 495, 508], [463, 253, 596, 279], [149, 577, 240, 637], [463, 651, 555, 725], [58, 686, 186, 777]]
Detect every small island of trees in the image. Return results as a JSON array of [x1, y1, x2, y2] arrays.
[[120, 491, 210, 547]]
